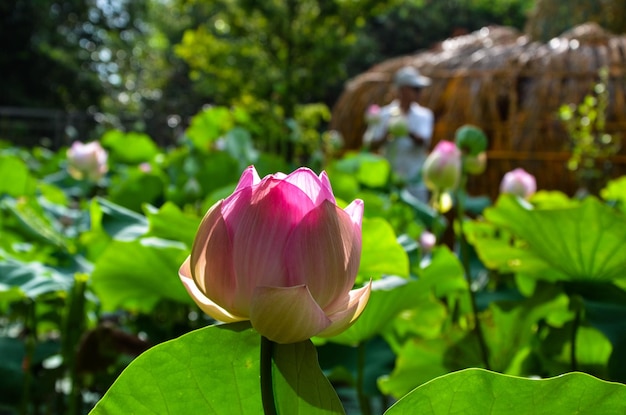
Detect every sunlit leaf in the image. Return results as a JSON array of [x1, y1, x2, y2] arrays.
[[417, 246, 467, 297], [186, 106, 233, 150], [90, 323, 344, 415], [385, 368, 626, 415], [328, 277, 421, 345], [471, 195, 626, 283], [355, 154, 390, 188], [144, 202, 201, 247], [358, 218, 409, 283], [108, 170, 164, 212], [601, 176, 626, 214], [0, 155, 36, 197], [91, 237, 191, 312], [1, 197, 69, 250], [101, 130, 160, 164]]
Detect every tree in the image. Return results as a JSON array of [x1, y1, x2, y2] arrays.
[[174, 0, 400, 119], [525, 0, 626, 41], [0, 0, 104, 109]]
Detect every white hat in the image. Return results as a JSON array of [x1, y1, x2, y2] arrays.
[[394, 66, 432, 88]]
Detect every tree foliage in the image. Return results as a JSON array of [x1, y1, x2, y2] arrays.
[[174, 0, 402, 118], [0, 0, 104, 109], [525, 0, 626, 41]]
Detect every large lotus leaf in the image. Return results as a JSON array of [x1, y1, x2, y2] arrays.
[[327, 276, 421, 345], [186, 106, 234, 150], [90, 322, 344, 415], [601, 175, 626, 214], [385, 368, 626, 415], [479, 195, 626, 282], [464, 220, 568, 281], [0, 154, 36, 197], [417, 246, 467, 297], [107, 170, 164, 212], [101, 130, 160, 164], [355, 153, 391, 188], [378, 328, 483, 399], [144, 202, 201, 247], [1, 196, 69, 250], [195, 152, 240, 196], [0, 258, 74, 301], [484, 288, 573, 374], [222, 127, 259, 170], [92, 197, 149, 241], [357, 218, 409, 284], [90, 237, 191, 312]]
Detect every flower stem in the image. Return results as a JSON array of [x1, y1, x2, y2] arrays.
[[260, 336, 278, 415], [570, 296, 583, 372], [455, 187, 491, 370], [20, 299, 36, 415]]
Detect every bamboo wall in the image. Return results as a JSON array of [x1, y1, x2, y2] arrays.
[[330, 23, 626, 199]]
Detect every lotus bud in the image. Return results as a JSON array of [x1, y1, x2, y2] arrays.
[[500, 168, 537, 199], [388, 115, 409, 137], [455, 124, 488, 156], [418, 230, 436, 253], [364, 104, 382, 125], [463, 151, 487, 175], [139, 162, 152, 173], [66, 141, 108, 181], [179, 166, 371, 344], [422, 140, 462, 191]]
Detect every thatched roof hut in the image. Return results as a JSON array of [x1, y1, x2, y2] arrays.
[[330, 23, 626, 198]]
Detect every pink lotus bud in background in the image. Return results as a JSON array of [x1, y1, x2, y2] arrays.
[[418, 230, 436, 253], [422, 140, 462, 191], [139, 162, 152, 173], [179, 166, 371, 344], [66, 141, 108, 181], [365, 104, 381, 125], [500, 168, 537, 199]]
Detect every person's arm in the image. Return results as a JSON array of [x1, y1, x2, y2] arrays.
[[408, 131, 427, 147], [363, 109, 391, 151]]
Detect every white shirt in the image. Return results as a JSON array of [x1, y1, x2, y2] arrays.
[[364, 100, 434, 182]]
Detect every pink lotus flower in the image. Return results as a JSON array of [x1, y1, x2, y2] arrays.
[[422, 140, 462, 191], [418, 230, 436, 253], [179, 166, 371, 344], [500, 168, 537, 199], [365, 104, 382, 125], [66, 141, 108, 181]]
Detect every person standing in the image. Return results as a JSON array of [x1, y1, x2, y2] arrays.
[[363, 66, 434, 201]]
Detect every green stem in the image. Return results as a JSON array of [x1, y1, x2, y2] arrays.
[[20, 300, 36, 415], [570, 300, 582, 372], [455, 186, 491, 370], [260, 336, 278, 415], [64, 274, 88, 415], [356, 342, 372, 415]]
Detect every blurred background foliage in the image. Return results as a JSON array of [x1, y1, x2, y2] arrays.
[[2, 0, 539, 147], [5, 0, 626, 155], [4, 1, 626, 413]]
